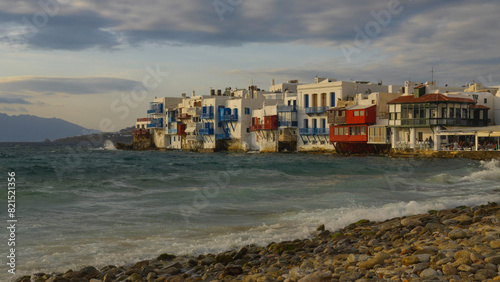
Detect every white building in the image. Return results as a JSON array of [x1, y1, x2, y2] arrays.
[[296, 78, 393, 152]]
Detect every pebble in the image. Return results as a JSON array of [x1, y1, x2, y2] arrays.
[[18, 203, 500, 282]]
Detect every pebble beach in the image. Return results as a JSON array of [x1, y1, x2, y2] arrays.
[[15, 202, 500, 282]]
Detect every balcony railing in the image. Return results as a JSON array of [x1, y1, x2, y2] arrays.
[[299, 128, 315, 135], [278, 121, 298, 127], [277, 105, 297, 112], [315, 128, 330, 135], [305, 106, 329, 115], [329, 116, 346, 125], [215, 133, 230, 140], [168, 128, 178, 134], [137, 118, 152, 122], [397, 118, 488, 127], [299, 128, 329, 135], [199, 128, 214, 135], [147, 103, 163, 114], [147, 118, 163, 128], [220, 114, 238, 121], [200, 112, 214, 119], [177, 113, 191, 119], [132, 129, 150, 135], [249, 124, 262, 132]]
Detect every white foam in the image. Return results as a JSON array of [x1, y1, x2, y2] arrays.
[[462, 159, 500, 182]]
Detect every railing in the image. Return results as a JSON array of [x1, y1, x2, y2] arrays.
[[329, 116, 346, 125], [277, 105, 297, 112], [177, 113, 191, 119], [200, 112, 214, 119], [278, 121, 298, 127], [215, 133, 230, 140], [168, 128, 178, 134], [186, 135, 202, 141], [220, 114, 238, 121], [147, 118, 163, 128], [399, 118, 483, 127], [249, 124, 262, 132], [132, 129, 150, 135], [136, 118, 152, 122], [199, 128, 214, 135], [299, 128, 315, 135], [147, 103, 163, 114], [315, 128, 329, 135], [305, 106, 329, 114]]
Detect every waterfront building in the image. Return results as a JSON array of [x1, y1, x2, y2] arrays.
[[387, 91, 490, 150], [146, 97, 183, 149], [296, 78, 393, 152]]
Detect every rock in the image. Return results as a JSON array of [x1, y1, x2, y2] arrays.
[[415, 254, 431, 263], [401, 217, 423, 227], [438, 242, 461, 250], [316, 224, 325, 231], [425, 222, 445, 231], [215, 253, 234, 265], [128, 273, 144, 282], [297, 271, 332, 282], [448, 228, 467, 239], [163, 267, 179, 276], [419, 268, 439, 278], [475, 268, 497, 280], [339, 271, 362, 281], [490, 240, 500, 249], [457, 264, 476, 272], [454, 250, 472, 262], [233, 246, 248, 260], [157, 253, 176, 261], [442, 263, 458, 275], [289, 267, 307, 281], [402, 256, 420, 265], [200, 256, 215, 265], [131, 261, 149, 270], [146, 272, 156, 281], [225, 266, 244, 276], [485, 255, 500, 265]]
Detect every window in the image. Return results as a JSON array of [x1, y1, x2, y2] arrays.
[[330, 92, 336, 107], [245, 108, 250, 114], [354, 111, 359, 117], [334, 127, 339, 135], [304, 94, 309, 108], [304, 119, 309, 128], [360, 111, 364, 116], [246, 128, 250, 133], [484, 98, 488, 103], [449, 108, 454, 118], [344, 127, 349, 135], [360, 126, 366, 135]]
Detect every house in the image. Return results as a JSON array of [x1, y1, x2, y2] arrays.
[[387, 92, 490, 150], [328, 104, 377, 154], [146, 97, 183, 149], [296, 78, 393, 151]]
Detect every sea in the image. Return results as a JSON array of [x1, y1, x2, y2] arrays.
[[1, 142, 500, 281]]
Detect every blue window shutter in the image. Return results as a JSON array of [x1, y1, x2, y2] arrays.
[[304, 119, 309, 128], [304, 94, 309, 108], [330, 92, 335, 107]]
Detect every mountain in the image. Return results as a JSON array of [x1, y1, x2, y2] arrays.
[[53, 126, 133, 145], [0, 113, 100, 142]]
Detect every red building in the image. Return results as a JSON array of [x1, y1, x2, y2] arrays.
[[328, 105, 377, 154]]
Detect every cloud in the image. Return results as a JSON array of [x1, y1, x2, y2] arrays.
[[0, 97, 33, 104], [0, 76, 142, 95]]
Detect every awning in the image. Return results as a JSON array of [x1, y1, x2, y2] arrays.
[[185, 127, 196, 133]]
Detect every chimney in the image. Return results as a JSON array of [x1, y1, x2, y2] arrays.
[[217, 89, 222, 96], [272, 79, 275, 86], [210, 89, 215, 96], [182, 93, 186, 99], [192, 91, 195, 97]]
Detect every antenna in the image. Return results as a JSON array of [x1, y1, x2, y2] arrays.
[[431, 67, 434, 85]]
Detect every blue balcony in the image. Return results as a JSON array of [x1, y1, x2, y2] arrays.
[[220, 114, 238, 122], [199, 128, 214, 135], [168, 128, 178, 134], [315, 128, 330, 135], [147, 103, 163, 114], [167, 116, 176, 123], [279, 121, 298, 127], [277, 105, 297, 112], [147, 118, 163, 128], [215, 133, 230, 140], [200, 112, 214, 119], [299, 128, 315, 135], [305, 106, 329, 115]]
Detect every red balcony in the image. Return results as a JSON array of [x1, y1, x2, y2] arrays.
[[177, 113, 191, 119], [132, 129, 150, 136], [329, 125, 368, 143], [136, 117, 152, 122], [177, 123, 187, 135]]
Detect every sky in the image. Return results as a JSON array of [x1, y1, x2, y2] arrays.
[[0, 0, 499, 131]]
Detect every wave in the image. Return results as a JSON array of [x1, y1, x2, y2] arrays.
[[461, 159, 500, 182]]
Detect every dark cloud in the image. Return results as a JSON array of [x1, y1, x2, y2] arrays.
[[0, 77, 142, 95], [0, 97, 33, 104]]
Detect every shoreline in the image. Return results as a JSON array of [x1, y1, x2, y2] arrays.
[[15, 203, 500, 282]]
